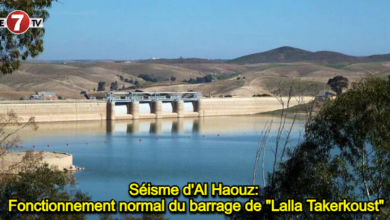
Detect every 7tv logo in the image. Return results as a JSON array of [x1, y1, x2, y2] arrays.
[[0, 10, 43, 34]]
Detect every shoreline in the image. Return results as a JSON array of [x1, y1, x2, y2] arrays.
[[1, 151, 83, 174]]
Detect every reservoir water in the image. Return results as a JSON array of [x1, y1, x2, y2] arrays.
[[18, 115, 305, 220]]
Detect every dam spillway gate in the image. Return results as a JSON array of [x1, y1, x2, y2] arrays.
[[106, 92, 204, 120]]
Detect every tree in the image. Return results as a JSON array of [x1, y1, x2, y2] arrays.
[[0, 112, 89, 220], [170, 76, 176, 81], [187, 78, 196, 84], [281, 78, 390, 219], [204, 74, 213, 83], [304, 77, 390, 202], [110, 81, 118, 91], [138, 74, 157, 82], [327, 75, 349, 95], [185, 75, 213, 84], [236, 77, 390, 220], [1, 165, 90, 220], [195, 77, 205, 83], [0, 112, 38, 176], [134, 80, 139, 86], [97, 82, 106, 91], [0, 0, 57, 74]]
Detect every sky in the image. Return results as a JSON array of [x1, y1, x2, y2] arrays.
[[39, 0, 390, 60]]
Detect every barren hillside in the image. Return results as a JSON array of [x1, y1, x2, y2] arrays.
[[1, 47, 390, 100]]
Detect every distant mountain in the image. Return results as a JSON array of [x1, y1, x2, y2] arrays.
[[229, 46, 312, 64], [366, 54, 390, 62], [229, 46, 390, 64], [139, 58, 223, 64], [303, 51, 363, 64], [27, 59, 122, 64], [27, 47, 390, 66]]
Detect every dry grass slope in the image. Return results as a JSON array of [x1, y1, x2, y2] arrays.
[[0, 59, 389, 100]]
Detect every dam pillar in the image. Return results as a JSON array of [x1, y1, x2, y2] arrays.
[[172, 101, 184, 118], [128, 102, 139, 120], [106, 102, 116, 120], [150, 101, 163, 119], [194, 99, 204, 117]]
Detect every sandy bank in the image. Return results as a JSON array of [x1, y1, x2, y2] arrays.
[[0, 151, 83, 173]]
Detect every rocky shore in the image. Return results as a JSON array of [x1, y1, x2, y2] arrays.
[[0, 151, 83, 173]]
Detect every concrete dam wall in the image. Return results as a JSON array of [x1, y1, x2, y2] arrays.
[[0, 97, 312, 122], [0, 101, 106, 122], [199, 97, 309, 116]]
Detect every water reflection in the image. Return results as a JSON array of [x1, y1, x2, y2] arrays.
[[115, 102, 195, 115], [111, 116, 305, 135], [16, 115, 305, 139]]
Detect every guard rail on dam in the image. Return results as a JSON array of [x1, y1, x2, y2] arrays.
[[106, 92, 203, 103], [0, 94, 313, 122]]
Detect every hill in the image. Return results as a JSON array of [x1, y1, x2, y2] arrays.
[[1, 48, 390, 100], [70, 62, 203, 81], [229, 46, 313, 64], [229, 46, 390, 64], [0, 62, 246, 100], [139, 58, 222, 64], [366, 54, 390, 62]]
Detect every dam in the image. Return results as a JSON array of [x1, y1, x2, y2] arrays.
[[0, 92, 313, 123], [106, 92, 203, 120]]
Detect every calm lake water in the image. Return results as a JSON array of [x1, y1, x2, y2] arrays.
[[18, 115, 305, 220]]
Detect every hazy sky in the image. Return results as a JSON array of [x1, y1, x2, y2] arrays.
[[39, 0, 390, 60]]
